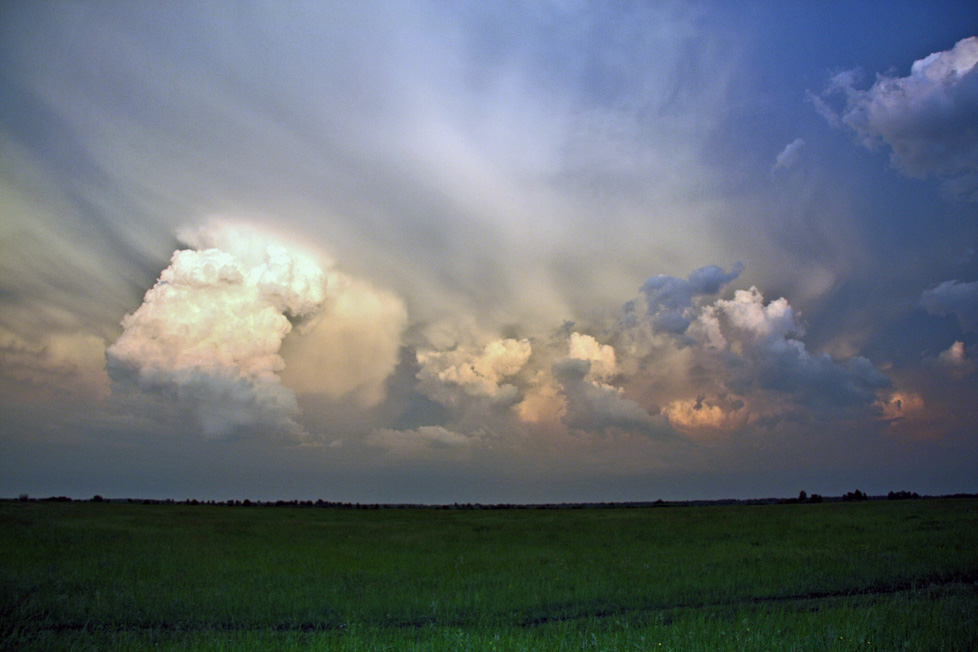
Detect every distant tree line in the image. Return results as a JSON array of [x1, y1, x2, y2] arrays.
[[4, 489, 963, 508], [887, 490, 920, 500], [842, 489, 868, 502], [781, 490, 824, 504]]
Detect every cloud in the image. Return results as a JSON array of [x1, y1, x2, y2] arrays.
[[0, 327, 109, 403], [807, 87, 843, 129], [661, 395, 747, 435], [772, 138, 806, 171], [611, 274, 892, 437], [638, 263, 744, 335], [279, 271, 407, 407], [936, 341, 976, 378], [878, 391, 926, 422], [552, 332, 676, 436], [106, 220, 405, 439], [921, 279, 978, 330], [567, 332, 618, 382], [416, 338, 532, 405], [551, 356, 663, 435], [702, 287, 889, 407], [701, 286, 802, 347], [514, 372, 567, 427], [818, 36, 978, 198], [412, 327, 668, 440], [755, 341, 890, 408], [366, 425, 472, 457], [0, 1, 754, 402]]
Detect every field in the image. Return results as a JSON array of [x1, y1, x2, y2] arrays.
[[2, 498, 977, 651]]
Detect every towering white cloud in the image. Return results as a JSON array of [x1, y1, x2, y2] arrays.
[[819, 36, 978, 198], [106, 220, 406, 439]]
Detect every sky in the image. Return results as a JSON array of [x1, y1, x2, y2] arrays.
[[2, 1, 978, 504]]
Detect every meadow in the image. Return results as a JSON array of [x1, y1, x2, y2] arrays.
[[2, 497, 976, 651]]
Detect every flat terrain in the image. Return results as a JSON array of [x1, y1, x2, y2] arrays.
[[2, 498, 976, 650]]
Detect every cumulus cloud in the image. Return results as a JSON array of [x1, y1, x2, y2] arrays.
[[106, 220, 405, 439], [699, 287, 801, 349], [638, 263, 743, 335], [411, 326, 670, 441], [772, 138, 806, 171], [416, 338, 532, 405], [611, 272, 891, 436], [661, 395, 747, 435], [567, 332, 618, 382], [701, 287, 888, 407], [921, 279, 978, 330], [817, 36, 978, 198]]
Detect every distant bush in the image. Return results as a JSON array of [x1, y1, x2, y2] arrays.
[[91, 495, 104, 503]]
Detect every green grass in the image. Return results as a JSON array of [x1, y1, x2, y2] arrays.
[[2, 499, 977, 650]]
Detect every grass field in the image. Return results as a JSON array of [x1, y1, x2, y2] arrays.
[[2, 498, 976, 650]]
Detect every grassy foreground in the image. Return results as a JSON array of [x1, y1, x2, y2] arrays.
[[2, 498, 976, 651]]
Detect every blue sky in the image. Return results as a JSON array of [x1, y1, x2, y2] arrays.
[[2, 1, 977, 503]]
